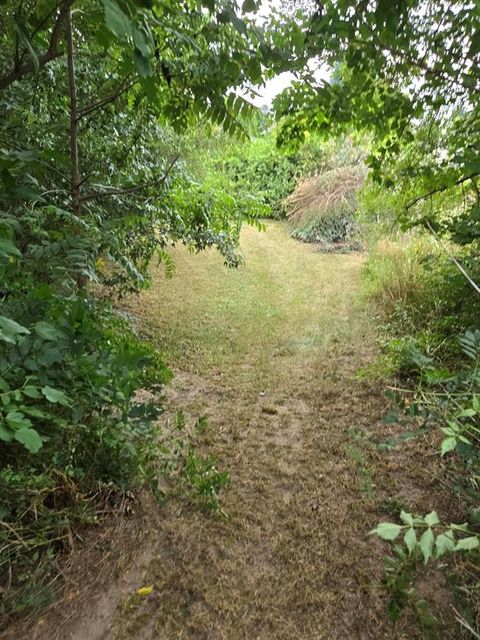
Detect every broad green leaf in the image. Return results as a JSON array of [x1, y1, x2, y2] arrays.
[[13, 15, 39, 73], [455, 536, 480, 552], [457, 408, 476, 418], [419, 527, 434, 564], [400, 511, 413, 526], [6, 411, 32, 430], [441, 437, 457, 456], [133, 27, 150, 57], [41, 386, 70, 406], [34, 321, 62, 341], [435, 534, 455, 557], [371, 522, 402, 541], [0, 315, 29, 344], [0, 237, 21, 258], [23, 386, 41, 399], [21, 406, 48, 418], [0, 425, 13, 442], [242, 0, 256, 11], [14, 427, 42, 453], [102, 0, 133, 40], [424, 511, 440, 527], [134, 49, 152, 77], [404, 527, 417, 554]]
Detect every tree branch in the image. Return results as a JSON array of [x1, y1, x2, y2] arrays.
[[81, 155, 180, 203], [405, 172, 480, 210], [425, 221, 480, 297], [0, 0, 75, 91], [77, 75, 137, 121]]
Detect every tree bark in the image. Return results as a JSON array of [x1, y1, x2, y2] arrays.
[[66, 7, 81, 217]]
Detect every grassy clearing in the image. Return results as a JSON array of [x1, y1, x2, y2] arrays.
[[29, 222, 458, 640], [132, 221, 368, 387]]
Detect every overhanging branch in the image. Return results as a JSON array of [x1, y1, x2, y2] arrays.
[[405, 172, 480, 210], [80, 154, 180, 203], [0, 0, 75, 91], [78, 75, 138, 121]]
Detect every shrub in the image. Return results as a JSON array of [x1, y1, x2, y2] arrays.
[[285, 165, 365, 246]]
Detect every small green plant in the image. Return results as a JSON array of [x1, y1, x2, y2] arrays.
[[371, 511, 480, 562], [344, 435, 376, 500], [372, 511, 479, 633], [184, 450, 230, 514], [154, 412, 230, 514]]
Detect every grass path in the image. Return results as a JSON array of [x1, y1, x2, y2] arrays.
[[34, 222, 446, 639], [108, 221, 393, 639]]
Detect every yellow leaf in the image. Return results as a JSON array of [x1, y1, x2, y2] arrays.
[[136, 585, 153, 597]]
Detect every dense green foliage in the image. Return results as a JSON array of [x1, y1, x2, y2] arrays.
[[0, 0, 299, 626], [185, 121, 328, 221], [1, 0, 480, 635]]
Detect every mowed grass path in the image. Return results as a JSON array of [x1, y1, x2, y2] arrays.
[[138, 222, 368, 389], [65, 222, 427, 640]]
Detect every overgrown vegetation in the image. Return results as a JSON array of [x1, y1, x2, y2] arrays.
[[0, 0, 295, 627], [2, 0, 480, 636], [272, 0, 480, 633], [284, 137, 365, 247]]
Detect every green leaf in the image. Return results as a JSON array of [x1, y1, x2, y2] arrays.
[[455, 536, 480, 551], [0, 237, 21, 258], [404, 527, 417, 554], [13, 15, 39, 73], [242, 0, 256, 12], [133, 27, 150, 57], [435, 533, 455, 557], [102, 0, 133, 40], [424, 511, 440, 527], [457, 408, 476, 418], [371, 522, 403, 541], [14, 427, 42, 453], [0, 425, 13, 442], [441, 437, 457, 456], [6, 411, 32, 430], [34, 321, 62, 341], [41, 386, 70, 406], [21, 406, 48, 418], [133, 49, 152, 77], [419, 527, 434, 564], [23, 386, 41, 399], [0, 315, 29, 344], [400, 511, 413, 526]]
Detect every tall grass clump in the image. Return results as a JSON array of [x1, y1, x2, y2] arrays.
[[363, 235, 480, 358], [285, 165, 365, 247], [363, 237, 437, 317]]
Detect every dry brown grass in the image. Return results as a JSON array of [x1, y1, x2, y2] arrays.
[[285, 165, 365, 225], [22, 222, 460, 640], [363, 237, 439, 315]]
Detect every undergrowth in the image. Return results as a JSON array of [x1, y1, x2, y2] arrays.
[[363, 233, 480, 635]]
